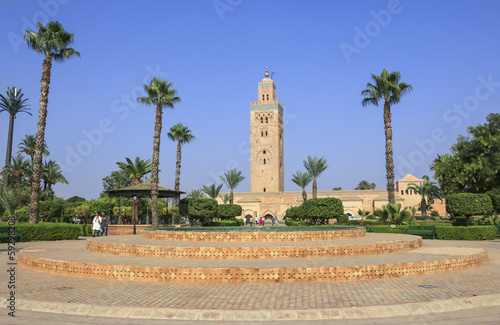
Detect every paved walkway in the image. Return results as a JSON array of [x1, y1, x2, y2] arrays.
[[1, 238, 500, 323]]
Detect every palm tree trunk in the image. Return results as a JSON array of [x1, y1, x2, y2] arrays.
[[421, 198, 427, 217], [230, 190, 234, 205], [312, 179, 317, 199], [29, 55, 52, 224], [3, 116, 15, 186], [302, 189, 307, 202], [151, 105, 162, 226], [383, 98, 395, 203], [175, 142, 182, 191]]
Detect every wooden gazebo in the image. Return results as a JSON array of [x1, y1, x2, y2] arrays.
[[105, 182, 184, 226]]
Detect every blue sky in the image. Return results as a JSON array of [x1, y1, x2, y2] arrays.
[[1, 0, 499, 200]]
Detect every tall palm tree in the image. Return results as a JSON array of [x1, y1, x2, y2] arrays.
[[219, 193, 231, 204], [18, 134, 49, 164], [24, 21, 80, 224], [167, 123, 195, 193], [219, 169, 245, 204], [41, 160, 68, 199], [136, 78, 180, 226], [361, 69, 412, 203], [0, 87, 31, 186], [291, 171, 313, 202], [303, 156, 328, 199], [407, 180, 442, 217], [1, 155, 31, 188], [116, 157, 152, 224], [202, 183, 223, 199]]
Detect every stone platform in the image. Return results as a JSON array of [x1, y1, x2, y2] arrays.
[[18, 233, 488, 284]]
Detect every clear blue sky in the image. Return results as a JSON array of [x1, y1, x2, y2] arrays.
[[1, 0, 499, 200]]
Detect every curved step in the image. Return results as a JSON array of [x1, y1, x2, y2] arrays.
[[19, 239, 488, 284], [86, 234, 422, 259]]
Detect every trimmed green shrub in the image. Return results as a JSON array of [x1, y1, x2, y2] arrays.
[[180, 198, 218, 224], [15, 207, 29, 222], [486, 188, 500, 213], [3, 223, 81, 242], [217, 204, 242, 220], [436, 226, 496, 240], [285, 206, 301, 220], [430, 211, 440, 217], [337, 214, 349, 224], [211, 220, 240, 227], [285, 220, 312, 226], [298, 197, 344, 224], [446, 193, 493, 226]]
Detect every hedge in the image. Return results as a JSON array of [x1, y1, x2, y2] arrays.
[[217, 204, 242, 219], [210, 220, 241, 227], [436, 226, 496, 240], [1, 223, 81, 242]]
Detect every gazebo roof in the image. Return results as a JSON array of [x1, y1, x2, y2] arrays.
[[105, 182, 184, 198]]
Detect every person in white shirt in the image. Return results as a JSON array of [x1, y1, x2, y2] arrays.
[[92, 212, 102, 237]]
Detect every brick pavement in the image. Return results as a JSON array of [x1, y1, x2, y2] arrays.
[[1, 238, 500, 322]]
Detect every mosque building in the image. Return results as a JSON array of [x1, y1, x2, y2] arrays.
[[217, 68, 445, 222]]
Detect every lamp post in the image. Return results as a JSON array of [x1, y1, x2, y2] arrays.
[[133, 195, 137, 235]]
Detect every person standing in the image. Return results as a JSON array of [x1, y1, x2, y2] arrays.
[[100, 211, 109, 236], [259, 215, 262, 226], [255, 215, 259, 226], [272, 216, 276, 226], [92, 212, 101, 237], [250, 216, 253, 227], [262, 216, 265, 226]]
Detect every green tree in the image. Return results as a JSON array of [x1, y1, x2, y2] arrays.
[[332, 187, 342, 191], [291, 171, 313, 202], [303, 156, 328, 199], [137, 77, 180, 226], [1, 155, 31, 188], [0, 184, 28, 218], [217, 204, 242, 220], [446, 193, 493, 226], [201, 183, 223, 199], [187, 189, 204, 199], [361, 69, 412, 203], [219, 193, 231, 204], [377, 202, 413, 225], [298, 197, 344, 224], [0, 87, 31, 186], [116, 157, 152, 185], [179, 197, 217, 225], [406, 180, 442, 217], [432, 113, 500, 194], [24, 21, 80, 224], [102, 169, 134, 192], [167, 123, 195, 193], [18, 134, 49, 164], [220, 169, 245, 204], [358, 209, 370, 223], [41, 160, 68, 199], [355, 180, 372, 190]]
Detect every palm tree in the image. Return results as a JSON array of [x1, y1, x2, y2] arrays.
[[116, 157, 152, 224], [407, 180, 442, 217], [0, 87, 31, 186], [370, 183, 376, 190], [187, 189, 204, 199], [116, 157, 152, 185], [18, 134, 49, 164], [167, 123, 195, 193], [202, 183, 223, 199], [0, 184, 28, 218], [41, 160, 68, 199], [358, 209, 370, 223], [430, 153, 452, 194], [24, 21, 80, 224], [355, 180, 371, 190], [291, 171, 313, 202], [219, 169, 245, 204], [377, 202, 413, 225], [219, 193, 231, 204], [303, 156, 328, 199], [361, 69, 412, 203], [1, 155, 31, 188], [136, 78, 180, 226]]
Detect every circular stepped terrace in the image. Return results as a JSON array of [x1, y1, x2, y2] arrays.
[[18, 228, 488, 284]]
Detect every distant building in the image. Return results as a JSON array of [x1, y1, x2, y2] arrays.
[[218, 69, 444, 221]]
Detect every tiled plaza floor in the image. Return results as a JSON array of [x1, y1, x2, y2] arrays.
[[1, 237, 499, 323]]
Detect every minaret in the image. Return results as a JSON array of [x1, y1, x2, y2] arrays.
[[250, 67, 284, 193]]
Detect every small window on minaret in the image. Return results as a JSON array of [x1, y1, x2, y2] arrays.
[[263, 150, 266, 154], [265, 117, 268, 123], [265, 131, 268, 136], [262, 94, 265, 100], [266, 94, 269, 100], [263, 188, 266, 192], [260, 117, 263, 123], [261, 131, 264, 137], [263, 158, 266, 164]]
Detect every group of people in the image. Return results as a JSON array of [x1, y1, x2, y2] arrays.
[[91, 211, 109, 237], [247, 215, 279, 227]]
